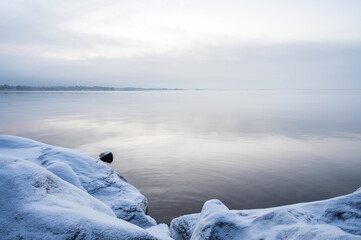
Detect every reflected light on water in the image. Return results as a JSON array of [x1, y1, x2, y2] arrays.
[[1, 90, 361, 223]]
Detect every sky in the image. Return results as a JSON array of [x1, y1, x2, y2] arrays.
[[0, 0, 360, 89]]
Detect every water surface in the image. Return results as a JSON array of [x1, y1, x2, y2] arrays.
[[1, 90, 361, 223]]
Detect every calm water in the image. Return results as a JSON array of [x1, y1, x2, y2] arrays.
[[1, 90, 361, 224]]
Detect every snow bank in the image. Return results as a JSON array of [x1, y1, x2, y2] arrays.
[[0, 135, 155, 228], [0, 135, 171, 240], [170, 192, 361, 240], [0, 154, 161, 239]]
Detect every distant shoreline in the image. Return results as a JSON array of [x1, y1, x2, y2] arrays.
[[1, 85, 360, 92], [0, 85, 183, 91]]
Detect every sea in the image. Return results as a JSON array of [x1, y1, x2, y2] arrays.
[[1, 90, 361, 224]]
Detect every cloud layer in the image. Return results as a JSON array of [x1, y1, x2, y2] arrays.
[[0, 0, 360, 88]]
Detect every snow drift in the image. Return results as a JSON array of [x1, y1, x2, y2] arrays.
[[170, 194, 361, 240], [0, 135, 360, 239], [0, 135, 171, 240]]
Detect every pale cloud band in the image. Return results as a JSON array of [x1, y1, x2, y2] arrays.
[[0, 0, 360, 88]]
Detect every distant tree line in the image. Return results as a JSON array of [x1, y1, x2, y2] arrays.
[[0, 85, 182, 91]]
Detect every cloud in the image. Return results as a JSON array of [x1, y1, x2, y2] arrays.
[[1, 0, 361, 59], [0, 0, 360, 88], [0, 42, 360, 89]]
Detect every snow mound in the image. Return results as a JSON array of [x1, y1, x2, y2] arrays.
[[0, 135, 155, 228], [171, 194, 361, 240], [0, 135, 174, 239], [0, 154, 160, 240]]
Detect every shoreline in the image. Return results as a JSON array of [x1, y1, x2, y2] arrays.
[[1, 135, 360, 239]]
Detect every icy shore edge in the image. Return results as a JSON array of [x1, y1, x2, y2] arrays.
[[1, 135, 360, 240]]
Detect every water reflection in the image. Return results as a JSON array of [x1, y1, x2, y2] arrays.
[[1, 90, 361, 223]]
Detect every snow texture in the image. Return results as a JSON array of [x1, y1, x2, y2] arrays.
[[0, 135, 155, 228], [1, 135, 361, 240], [170, 194, 361, 240], [0, 135, 170, 240]]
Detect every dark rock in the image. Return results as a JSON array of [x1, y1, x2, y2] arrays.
[[99, 152, 113, 163]]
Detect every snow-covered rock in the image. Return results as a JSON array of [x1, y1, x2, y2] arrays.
[[0, 135, 173, 240], [170, 213, 199, 240], [0, 154, 161, 240], [170, 192, 361, 240], [0, 135, 155, 228]]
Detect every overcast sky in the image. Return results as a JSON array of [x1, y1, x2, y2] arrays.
[[0, 0, 360, 89]]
